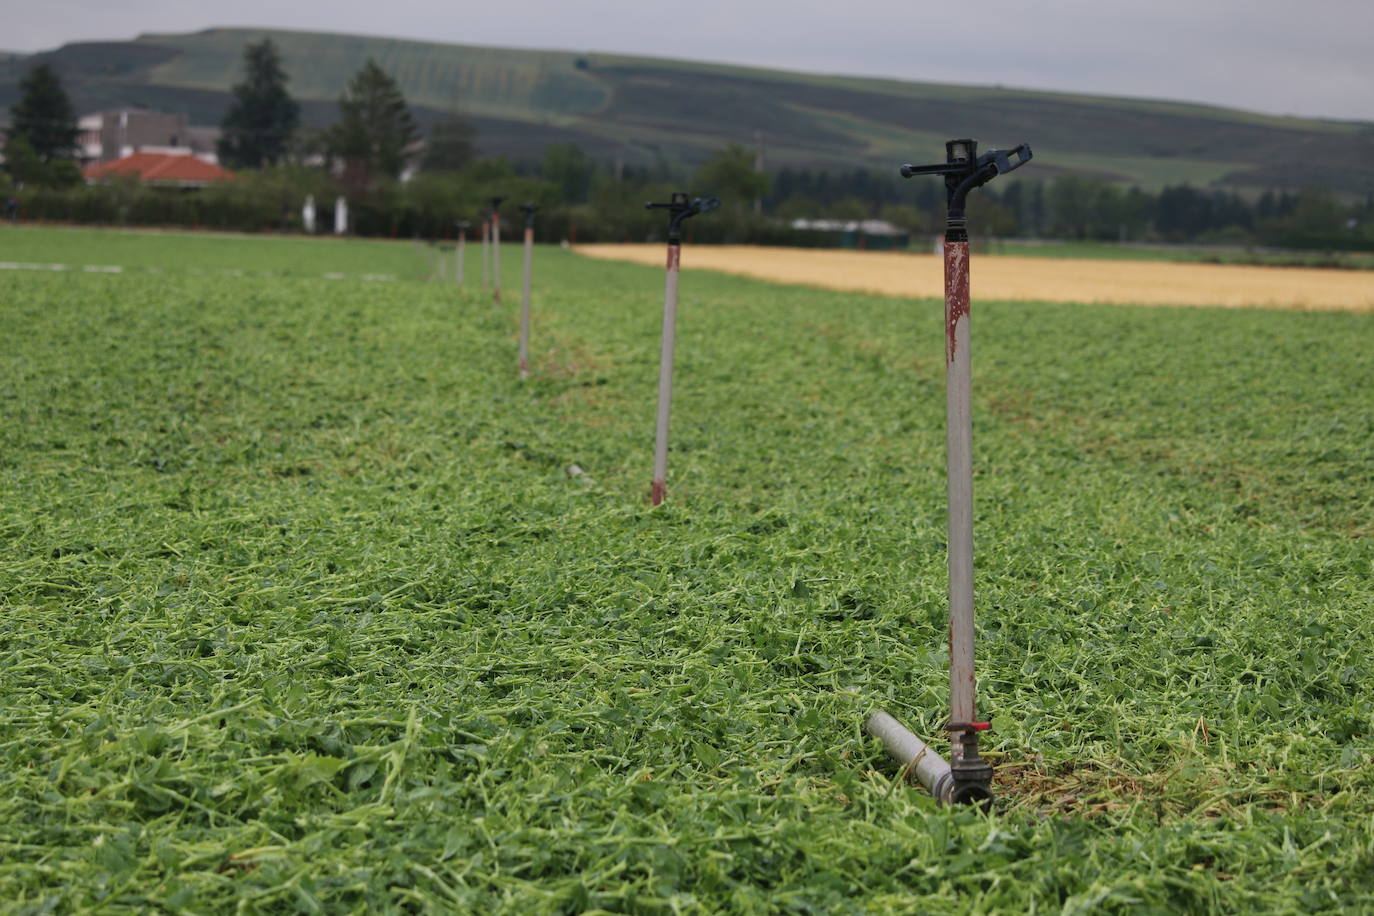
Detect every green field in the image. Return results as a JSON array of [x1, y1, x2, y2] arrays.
[[2, 225, 1372, 911]]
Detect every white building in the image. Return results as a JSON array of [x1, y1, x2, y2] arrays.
[[76, 110, 220, 166]]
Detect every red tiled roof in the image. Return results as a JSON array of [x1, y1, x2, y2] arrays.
[[84, 152, 235, 185]]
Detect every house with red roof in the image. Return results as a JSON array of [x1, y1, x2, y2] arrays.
[[84, 152, 236, 189]]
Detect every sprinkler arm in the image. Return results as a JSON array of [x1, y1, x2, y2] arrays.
[[901, 140, 1032, 221], [645, 192, 722, 242]]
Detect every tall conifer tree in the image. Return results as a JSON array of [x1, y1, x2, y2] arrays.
[[423, 111, 477, 173], [218, 39, 300, 169], [328, 59, 418, 186], [5, 64, 81, 187], [7, 64, 79, 160]]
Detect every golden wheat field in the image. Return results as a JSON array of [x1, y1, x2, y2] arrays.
[[575, 245, 1374, 311]]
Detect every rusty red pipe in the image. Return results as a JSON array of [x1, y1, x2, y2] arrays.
[[651, 241, 680, 506]]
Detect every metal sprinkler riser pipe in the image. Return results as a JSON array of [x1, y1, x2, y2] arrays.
[[455, 220, 469, 287], [877, 138, 1031, 807], [944, 229, 975, 730], [518, 203, 537, 380], [651, 244, 680, 506], [643, 192, 720, 506], [480, 217, 490, 290], [489, 196, 505, 306]]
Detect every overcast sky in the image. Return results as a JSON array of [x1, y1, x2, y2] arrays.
[[9, 0, 1372, 122]]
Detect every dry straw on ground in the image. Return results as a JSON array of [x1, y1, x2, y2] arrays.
[[576, 245, 1374, 311]]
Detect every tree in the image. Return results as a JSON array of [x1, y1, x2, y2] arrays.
[[542, 143, 593, 203], [965, 193, 1017, 238], [218, 39, 301, 169], [774, 194, 821, 220], [328, 59, 418, 186], [1045, 176, 1102, 239], [1260, 188, 1349, 248], [695, 144, 769, 210], [422, 111, 477, 172], [3, 136, 81, 188], [878, 203, 931, 234], [824, 196, 870, 221], [1154, 184, 1214, 241], [5, 64, 80, 187]]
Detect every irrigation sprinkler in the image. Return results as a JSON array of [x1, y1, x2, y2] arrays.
[[518, 203, 538, 379], [644, 192, 720, 506], [454, 220, 470, 286], [481, 214, 491, 290], [866, 138, 1032, 808], [490, 196, 505, 305]]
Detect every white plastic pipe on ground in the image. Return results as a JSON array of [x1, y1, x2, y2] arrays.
[[866, 710, 955, 802]]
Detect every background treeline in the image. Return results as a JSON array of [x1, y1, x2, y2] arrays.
[[15, 160, 1374, 252], [5, 40, 1372, 252], [762, 169, 1374, 251]]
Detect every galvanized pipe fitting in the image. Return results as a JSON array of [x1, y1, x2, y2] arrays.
[[867, 710, 991, 808]]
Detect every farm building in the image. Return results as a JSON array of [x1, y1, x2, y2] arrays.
[[83, 152, 236, 189], [789, 218, 911, 250], [76, 109, 221, 166]]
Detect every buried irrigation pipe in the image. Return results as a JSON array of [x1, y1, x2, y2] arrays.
[[866, 138, 1032, 808], [518, 203, 537, 379], [644, 192, 720, 506]]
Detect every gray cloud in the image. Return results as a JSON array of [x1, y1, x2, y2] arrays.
[[8, 0, 1372, 121]]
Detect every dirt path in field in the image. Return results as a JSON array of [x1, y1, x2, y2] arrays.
[[575, 245, 1374, 312]]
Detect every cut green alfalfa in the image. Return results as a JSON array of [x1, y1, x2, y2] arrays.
[[0, 226, 1372, 912]]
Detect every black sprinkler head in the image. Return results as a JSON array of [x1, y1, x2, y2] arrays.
[[645, 192, 722, 240]]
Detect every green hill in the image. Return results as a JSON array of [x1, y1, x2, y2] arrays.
[[4, 27, 1373, 192]]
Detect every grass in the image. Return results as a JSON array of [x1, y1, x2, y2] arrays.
[[0, 226, 430, 279], [2, 225, 1372, 912]]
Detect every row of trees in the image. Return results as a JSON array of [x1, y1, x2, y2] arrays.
[[216, 41, 471, 186], [0, 41, 459, 190], [755, 168, 1373, 250], [4, 40, 1371, 251], [18, 154, 1369, 253], [974, 178, 1371, 250]]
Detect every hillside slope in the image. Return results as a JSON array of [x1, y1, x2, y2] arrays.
[[3, 27, 1372, 191]]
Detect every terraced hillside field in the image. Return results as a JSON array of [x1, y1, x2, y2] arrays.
[[4, 27, 1373, 188]]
